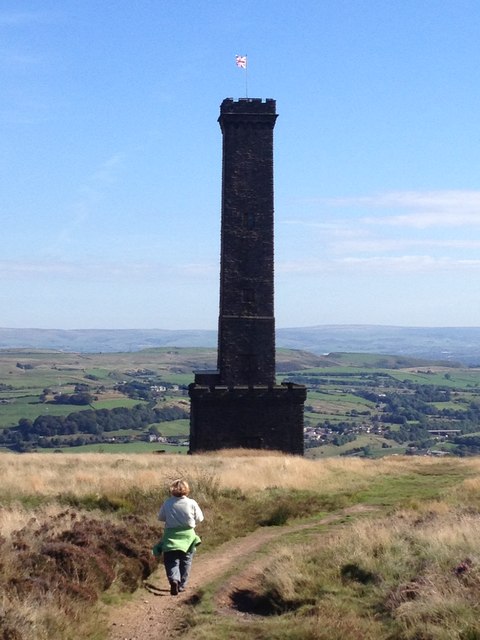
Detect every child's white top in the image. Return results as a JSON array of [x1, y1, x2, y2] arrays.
[[158, 496, 204, 529]]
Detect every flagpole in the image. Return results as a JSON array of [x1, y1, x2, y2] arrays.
[[235, 55, 248, 97]]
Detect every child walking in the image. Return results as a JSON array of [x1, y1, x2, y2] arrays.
[[157, 479, 204, 595]]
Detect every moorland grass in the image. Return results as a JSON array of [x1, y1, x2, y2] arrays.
[[224, 504, 480, 640], [0, 452, 479, 639], [1, 451, 477, 499], [185, 505, 480, 639]]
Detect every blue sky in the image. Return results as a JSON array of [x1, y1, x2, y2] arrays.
[[2, 0, 480, 330]]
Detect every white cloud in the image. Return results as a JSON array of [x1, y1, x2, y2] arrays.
[[280, 190, 480, 271], [331, 238, 480, 254], [281, 219, 340, 231], [288, 190, 480, 228], [277, 255, 480, 276], [327, 190, 480, 228], [0, 258, 217, 281], [339, 255, 480, 272]]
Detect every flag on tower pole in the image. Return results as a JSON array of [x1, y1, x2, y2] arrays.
[[235, 55, 248, 97], [235, 55, 247, 68]]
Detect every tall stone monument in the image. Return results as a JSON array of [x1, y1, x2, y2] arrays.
[[188, 98, 306, 454]]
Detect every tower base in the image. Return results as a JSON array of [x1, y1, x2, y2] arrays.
[[188, 383, 306, 455]]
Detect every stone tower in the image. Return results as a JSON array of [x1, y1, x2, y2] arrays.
[[188, 98, 306, 454]]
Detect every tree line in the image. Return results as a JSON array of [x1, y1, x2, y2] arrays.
[[0, 404, 189, 451]]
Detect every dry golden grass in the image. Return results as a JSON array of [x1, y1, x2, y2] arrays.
[[448, 475, 480, 511], [1, 452, 480, 640], [258, 502, 480, 639], [242, 504, 480, 639], [2, 587, 103, 640], [2, 451, 477, 499], [303, 599, 382, 640]]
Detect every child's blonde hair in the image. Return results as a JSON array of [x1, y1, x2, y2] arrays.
[[170, 479, 190, 497]]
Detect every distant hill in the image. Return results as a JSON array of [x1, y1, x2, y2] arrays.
[[277, 325, 480, 366], [0, 328, 217, 353], [1, 325, 480, 365]]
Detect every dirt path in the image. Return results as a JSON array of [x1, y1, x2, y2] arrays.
[[107, 505, 375, 640]]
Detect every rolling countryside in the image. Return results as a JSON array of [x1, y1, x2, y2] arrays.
[[2, 347, 480, 457]]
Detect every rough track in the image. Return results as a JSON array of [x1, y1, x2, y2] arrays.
[[107, 505, 374, 640]]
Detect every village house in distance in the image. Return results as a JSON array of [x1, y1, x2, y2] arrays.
[[189, 98, 306, 454]]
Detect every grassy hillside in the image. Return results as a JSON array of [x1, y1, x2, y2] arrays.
[[1, 452, 479, 639]]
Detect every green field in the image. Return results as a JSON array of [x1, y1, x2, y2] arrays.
[[0, 395, 148, 429], [308, 434, 406, 458], [150, 418, 189, 437], [0, 400, 87, 428], [2, 347, 480, 456]]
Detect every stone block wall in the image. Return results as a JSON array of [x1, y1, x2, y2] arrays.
[[189, 383, 306, 455]]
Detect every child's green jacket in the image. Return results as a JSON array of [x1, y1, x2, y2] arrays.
[[152, 526, 201, 557]]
